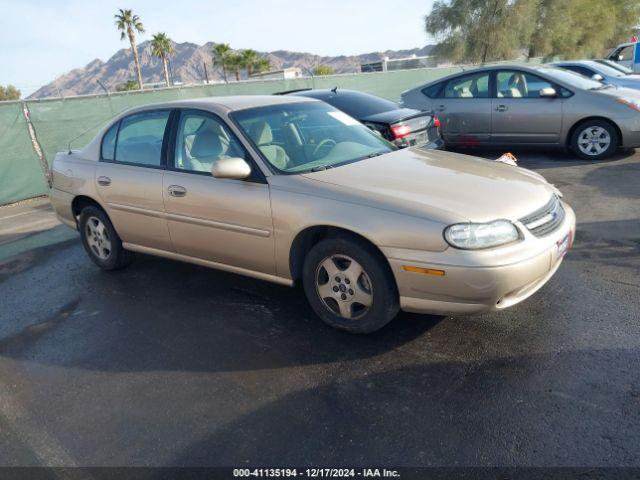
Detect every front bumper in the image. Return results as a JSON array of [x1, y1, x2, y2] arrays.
[[385, 202, 576, 315], [619, 115, 640, 148]]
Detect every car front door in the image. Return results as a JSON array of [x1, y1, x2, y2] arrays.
[[95, 109, 173, 251], [162, 109, 276, 275], [435, 71, 492, 145], [491, 70, 564, 145]]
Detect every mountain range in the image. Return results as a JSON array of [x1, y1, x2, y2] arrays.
[[29, 42, 435, 99]]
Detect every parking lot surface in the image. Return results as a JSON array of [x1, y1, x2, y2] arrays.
[[0, 147, 639, 467]]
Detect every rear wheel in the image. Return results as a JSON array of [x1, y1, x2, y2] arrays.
[[571, 120, 618, 160], [78, 206, 133, 270], [302, 236, 399, 333]]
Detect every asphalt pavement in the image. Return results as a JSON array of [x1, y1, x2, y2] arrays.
[[0, 147, 638, 467]]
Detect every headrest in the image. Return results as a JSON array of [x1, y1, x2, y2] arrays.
[[249, 121, 273, 145], [190, 130, 222, 158]]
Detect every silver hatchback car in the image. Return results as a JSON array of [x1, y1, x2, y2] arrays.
[[401, 65, 640, 159]]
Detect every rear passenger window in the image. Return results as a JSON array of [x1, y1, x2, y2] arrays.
[[114, 111, 170, 166], [422, 83, 443, 98], [444, 73, 490, 98], [101, 122, 118, 161]]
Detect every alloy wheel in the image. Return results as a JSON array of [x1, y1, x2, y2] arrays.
[[315, 254, 373, 319], [85, 216, 112, 260]]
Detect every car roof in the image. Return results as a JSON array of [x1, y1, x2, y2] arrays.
[[291, 88, 374, 98], [552, 60, 601, 68], [403, 64, 548, 92], [117, 95, 316, 117]]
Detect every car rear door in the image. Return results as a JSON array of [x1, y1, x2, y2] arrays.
[[435, 71, 492, 145], [491, 69, 563, 145], [162, 109, 276, 275], [95, 109, 173, 251]]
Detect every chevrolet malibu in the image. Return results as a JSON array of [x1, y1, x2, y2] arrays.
[[50, 96, 575, 333]]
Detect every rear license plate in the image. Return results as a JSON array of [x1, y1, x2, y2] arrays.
[[408, 131, 428, 146]]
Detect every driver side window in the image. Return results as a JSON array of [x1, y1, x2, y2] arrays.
[[174, 111, 248, 173], [496, 71, 554, 98]]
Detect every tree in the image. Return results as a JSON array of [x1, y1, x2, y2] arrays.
[[254, 57, 271, 74], [115, 79, 139, 92], [212, 43, 232, 82], [227, 53, 243, 81], [425, 0, 536, 64], [0, 85, 21, 101], [425, 0, 640, 64], [150, 32, 175, 87], [115, 8, 145, 90], [528, 0, 640, 59], [240, 49, 259, 77], [313, 65, 334, 76]]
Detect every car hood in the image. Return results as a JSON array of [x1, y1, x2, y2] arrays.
[[301, 147, 558, 223], [593, 84, 640, 99], [611, 76, 640, 89]]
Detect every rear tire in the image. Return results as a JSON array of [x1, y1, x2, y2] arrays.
[[302, 236, 399, 334], [78, 206, 133, 270], [570, 120, 618, 160]]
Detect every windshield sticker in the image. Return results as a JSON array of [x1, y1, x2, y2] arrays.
[[328, 111, 360, 126]]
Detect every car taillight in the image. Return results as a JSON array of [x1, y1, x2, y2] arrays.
[[391, 124, 411, 139], [433, 116, 441, 128]]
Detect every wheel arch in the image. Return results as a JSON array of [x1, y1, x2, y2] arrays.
[[288, 225, 393, 283], [566, 116, 623, 148], [71, 195, 107, 222]]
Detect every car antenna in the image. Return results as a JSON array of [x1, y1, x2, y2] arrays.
[[331, 86, 338, 94]]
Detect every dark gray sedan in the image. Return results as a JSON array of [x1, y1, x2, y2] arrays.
[[401, 64, 640, 159]]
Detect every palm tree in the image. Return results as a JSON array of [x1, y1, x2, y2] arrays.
[[227, 53, 243, 81], [150, 32, 175, 87], [115, 9, 145, 90], [240, 49, 258, 77], [212, 43, 231, 83], [254, 58, 271, 75]]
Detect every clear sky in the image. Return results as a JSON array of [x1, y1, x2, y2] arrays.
[[1, 0, 435, 96]]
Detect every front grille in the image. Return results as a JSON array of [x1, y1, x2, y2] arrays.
[[519, 195, 565, 237]]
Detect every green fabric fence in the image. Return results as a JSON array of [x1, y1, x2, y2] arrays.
[[2, 59, 541, 205], [0, 102, 48, 205]]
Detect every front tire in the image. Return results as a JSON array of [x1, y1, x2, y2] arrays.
[[302, 236, 399, 334], [570, 120, 618, 160], [78, 206, 133, 270]]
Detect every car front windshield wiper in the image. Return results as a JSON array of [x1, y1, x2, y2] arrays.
[[366, 150, 391, 158], [310, 164, 334, 172]]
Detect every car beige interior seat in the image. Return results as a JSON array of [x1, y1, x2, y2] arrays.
[[456, 87, 473, 98], [249, 121, 289, 169], [187, 130, 224, 172]]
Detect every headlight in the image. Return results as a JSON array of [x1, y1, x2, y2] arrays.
[[444, 220, 519, 249], [617, 97, 640, 112]]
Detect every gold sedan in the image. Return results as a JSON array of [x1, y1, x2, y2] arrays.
[[50, 96, 575, 333]]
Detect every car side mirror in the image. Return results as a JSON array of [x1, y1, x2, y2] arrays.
[[211, 157, 251, 180], [539, 87, 557, 98], [592, 73, 604, 82]]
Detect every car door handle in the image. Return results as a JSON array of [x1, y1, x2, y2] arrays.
[[436, 105, 446, 112], [495, 105, 508, 112], [97, 176, 111, 186], [168, 185, 187, 197]]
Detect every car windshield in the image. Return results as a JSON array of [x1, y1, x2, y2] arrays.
[[597, 59, 634, 74], [588, 62, 625, 77], [231, 101, 396, 174], [536, 67, 609, 90]]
